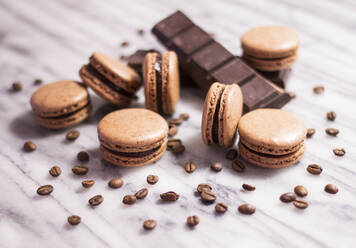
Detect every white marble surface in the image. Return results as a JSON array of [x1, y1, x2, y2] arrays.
[[1, 0, 356, 247]]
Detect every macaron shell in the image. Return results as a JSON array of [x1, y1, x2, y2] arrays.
[[241, 26, 299, 59], [242, 52, 298, 71], [143, 52, 159, 113]]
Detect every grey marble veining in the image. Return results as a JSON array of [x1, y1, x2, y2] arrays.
[[0, 0, 355, 247]]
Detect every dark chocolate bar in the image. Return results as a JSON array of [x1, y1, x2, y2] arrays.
[[258, 68, 292, 89], [152, 11, 291, 112]]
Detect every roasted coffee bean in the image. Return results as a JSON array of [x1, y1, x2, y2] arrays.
[[280, 192, 297, 203], [68, 215, 81, 225], [72, 166, 89, 175], [184, 162, 196, 173], [325, 128, 339, 136], [226, 149, 238, 160], [137, 29, 145, 35], [169, 118, 183, 126], [121, 41, 129, 47], [49, 165, 61, 177], [172, 144, 185, 154], [307, 164, 323, 175], [89, 195, 104, 206], [66, 130, 80, 141], [238, 203, 256, 215], [147, 174, 159, 184], [167, 139, 182, 149], [288, 91, 296, 99], [108, 177, 123, 188], [12, 81, 22, 91], [160, 191, 179, 201], [215, 203, 228, 213], [82, 179, 95, 188], [210, 162, 222, 172], [37, 185, 53, 195], [242, 184, 256, 191], [77, 151, 89, 162], [325, 184, 338, 194], [294, 185, 308, 197], [123, 195, 137, 205], [293, 200, 308, 209], [313, 86, 324, 94], [33, 79, 43, 85], [333, 148, 345, 157], [179, 113, 190, 121], [327, 111, 336, 121], [306, 128, 316, 138], [200, 190, 216, 203], [24, 141, 36, 152], [187, 215, 199, 227], [197, 183, 212, 194], [135, 188, 148, 199], [143, 219, 157, 230], [232, 160, 246, 173], [168, 124, 178, 137]]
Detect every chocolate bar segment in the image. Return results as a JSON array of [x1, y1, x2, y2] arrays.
[[258, 68, 292, 89]]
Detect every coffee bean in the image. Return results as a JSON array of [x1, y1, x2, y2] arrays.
[[232, 160, 246, 173], [333, 148, 345, 157], [293, 200, 308, 209], [280, 192, 297, 203], [108, 177, 123, 188], [137, 29, 145, 35], [325, 128, 339, 136], [288, 91, 296, 99], [215, 203, 228, 213], [135, 188, 148, 199], [121, 41, 129, 47], [37, 185, 53, 195], [306, 128, 316, 138], [242, 184, 256, 191], [77, 151, 89, 162], [313, 86, 324, 94], [33, 79, 43, 85], [147, 174, 159, 185], [12, 81, 22, 91], [200, 190, 216, 203], [167, 139, 182, 149], [72, 166, 89, 176], [210, 162, 222, 172], [184, 162, 196, 173], [160, 191, 179, 201], [143, 219, 157, 230], [307, 164, 323, 175], [66, 130, 80, 141], [327, 111, 336, 121], [169, 118, 183, 126], [168, 124, 178, 137], [186, 215, 199, 227], [197, 183, 212, 194], [294, 185, 308, 197], [123, 195, 137, 205], [23, 141, 36, 152], [89, 195, 104, 206], [171, 144, 185, 154], [325, 184, 338, 194], [238, 203, 256, 215], [49, 165, 61, 177], [68, 215, 81, 225], [82, 179, 95, 188], [179, 113, 190, 121], [226, 149, 238, 160]]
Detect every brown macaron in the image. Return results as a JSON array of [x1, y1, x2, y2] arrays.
[[143, 51, 180, 115], [201, 82, 243, 148], [79, 52, 141, 106], [30, 80, 91, 129]]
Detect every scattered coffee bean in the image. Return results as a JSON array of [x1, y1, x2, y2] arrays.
[[307, 164, 323, 175], [200, 190, 216, 203], [37, 185, 53, 195], [137, 29, 145, 35], [226, 149, 238, 160], [160, 191, 179, 201], [327, 111, 336, 121], [167, 138, 182, 149], [197, 183, 212, 194], [325, 184, 338, 194], [293, 200, 308, 209], [232, 160, 246, 173], [72, 166, 89, 176], [120, 55, 128, 60], [215, 203, 228, 213], [280, 192, 297, 203], [238, 203, 256, 215], [333, 148, 345, 157], [68, 215, 81, 225], [168, 124, 178, 137], [179, 113, 190, 121], [143, 219, 157, 230], [82, 179, 95, 188], [23, 141, 36, 152], [171, 144, 185, 154], [121, 41, 129, 47], [89, 195, 104, 206], [49, 165, 61, 177], [184, 162, 196, 173], [169, 118, 183, 126], [325, 128, 339, 136], [294, 185, 308, 197], [108, 177, 124, 189], [210, 162, 222, 172], [147, 174, 159, 185], [187, 215, 200, 227], [306, 128, 316, 138], [288, 91, 296, 99], [33, 79, 43, 85], [77, 151, 89, 162], [313, 86, 324, 94], [12, 81, 22, 91], [135, 188, 148, 199], [123, 195, 137, 205], [66, 130, 80, 141], [242, 184, 256, 191]]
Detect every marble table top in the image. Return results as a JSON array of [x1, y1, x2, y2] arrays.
[[0, 0, 355, 247]]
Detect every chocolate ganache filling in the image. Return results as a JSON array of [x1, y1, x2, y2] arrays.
[[41, 102, 90, 119], [103, 144, 162, 158], [154, 55, 164, 114], [212, 88, 224, 144]]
